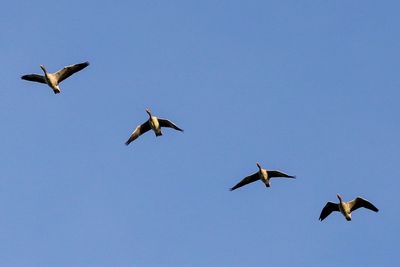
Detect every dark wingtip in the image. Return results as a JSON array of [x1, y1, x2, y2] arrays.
[[125, 141, 130, 146]]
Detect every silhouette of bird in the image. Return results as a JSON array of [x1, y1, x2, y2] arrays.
[[125, 109, 183, 145], [319, 194, 378, 221], [230, 163, 295, 191], [21, 61, 89, 94]]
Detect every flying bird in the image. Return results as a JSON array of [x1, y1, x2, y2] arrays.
[[230, 163, 295, 191], [125, 109, 183, 145], [21, 61, 89, 94], [319, 194, 378, 221]]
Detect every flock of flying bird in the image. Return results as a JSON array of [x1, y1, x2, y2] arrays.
[[21, 61, 379, 222]]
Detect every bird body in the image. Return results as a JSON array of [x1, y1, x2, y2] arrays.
[[230, 163, 295, 191], [125, 109, 183, 145], [338, 199, 352, 221], [21, 62, 89, 94], [41, 65, 61, 93], [149, 113, 162, 136], [259, 167, 270, 187], [319, 194, 378, 221]]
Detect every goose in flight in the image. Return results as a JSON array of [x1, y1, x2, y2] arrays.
[[125, 109, 183, 145], [21, 61, 89, 94], [230, 163, 295, 191], [319, 194, 378, 221]]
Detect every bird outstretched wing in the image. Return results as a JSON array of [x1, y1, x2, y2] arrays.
[[21, 74, 46, 84], [230, 172, 259, 191], [349, 197, 379, 213], [125, 121, 151, 145], [158, 118, 184, 132], [268, 170, 296, 179], [55, 61, 90, 83], [319, 202, 339, 221]]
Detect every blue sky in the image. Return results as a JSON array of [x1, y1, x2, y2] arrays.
[[1, 1, 399, 266]]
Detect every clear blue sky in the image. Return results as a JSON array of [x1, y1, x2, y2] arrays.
[[1, 1, 399, 266]]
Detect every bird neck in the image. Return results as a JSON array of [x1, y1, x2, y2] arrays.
[[40, 66, 47, 74]]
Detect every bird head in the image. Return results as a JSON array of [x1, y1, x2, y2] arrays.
[[336, 194, 343, 202], [256, 162, 262, 169]]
